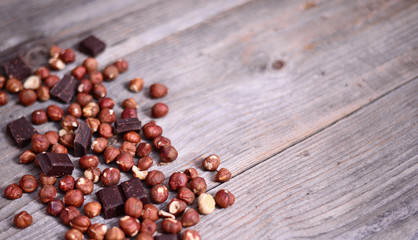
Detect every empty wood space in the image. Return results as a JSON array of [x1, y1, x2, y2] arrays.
[[0, 0, 417, 239]]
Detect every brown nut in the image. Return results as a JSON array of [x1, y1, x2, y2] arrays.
[[40, 173, 56, 186], [63, 189, 84, 207], [59, 175, 75, 192], [140, 219, 156, 235], [116, 152, 134, 172], [92, 84, 107, 99], [39, 184, 58, 203], [4, 183, 23, 199], [141, 204, 159, 221], [79, 155, 99, 169], [215, 168, 232, 182], [19, 175, 39, 193], [182, 229, 202, 240], [151, 102, 169, 118], [202, 154, 220, 171], [189, 177, 207, 195], [137, 233, 154, 240], [89, 71, 103, 84], [184, 168, 198, 181], [61, 115, 79, 131], [88, 223, 108, 240], [121, 108, 137, 119], [19, 150, 35, 164], [198, 193, 215, 215], [51, 143, 68, 154], [168, 198, 187, 216], [18, 89, 37, 106], [6, 78, 23, 93], [124, 197, 143, 218], [128, 78, 144, 92], [137, 156, 153, 170], [0, 91, 8, 105], [70, 215, 91, 233], [77, 79, 93, 93], [84, 201, 102, 218], [65, 228, 83, 240], [47, 199, 64, 216], [182, 208, 200, 227], [104, 146, 120, 164], [149, 83, 168, 98], [99, 97, 115, 109], [86, 117, 101, 133], [50, 45, 62, 58], [60, 206, 81, 225], [102, 65, 119, 81], [47, 105, 64, 121], [159, 210, 175, 219], [72, 66, 87, 80], [49, 58, 65, 70], [59, 130, 75, 148], [36, 86, 50, 101], [119, 216, 140, 237], [142, 121, 162, 138], [160, 146, 178, 163], [152, 136, 171, 151], [136, 143, 151, 157], [161, 218, 182, 234], [119, 141, 136, 157], [75, 177, 94, 195], [59, 48, 75, 63], [98, 108, 116, 124], [83, 102, 100, 118], [0, 76, 5, 89], [215, 189, 235, 208], [145, 170, 165, 186], [67, 103, 82, 118], [83, 57, 98, 73], [76, 92, 93, 107], [124, 131, 141, 144], [44, 131, 59, 145], [14, 211, 32, 229], [32, 109, 48, 125], [35, 66, 50, 80], [91, 137, 108, 153], [44, 75, 59, 88], [31, 133, 50, 153], [101, 168, 121, 186], [84, 167, 101, 183], [122, 98, 138, 109], [106, 226, 125, 240], [114, 59, 129, 73], [169, 172, 188, 191], [23, 75, 41, 90], [177, 187, 195, 205], [150, 184, 168, 203]]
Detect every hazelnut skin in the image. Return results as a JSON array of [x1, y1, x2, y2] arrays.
[[18, 89, 37, 106], [88, 223, 108, 239], [182, 208, 200, 227], [32, 109, 48, 125], [47, 199, 64, 216], [99, 124, 114, 140], [137, 232, 154, 240], [79, 155, 99, 169], [67, 103, 82, 118], [106, 226, 125, 240], [101, 168, 121, 186], [75, 177, 94, 195], [124, 197, 143, 218], [102, 65, 119, 81], [150, 184, 169, 203], [152, 136, 171, 151], [184, 168, 198, 181], [119, 216, 140, 237], [119, 141, 136, 157], [149, 83, 168, 98], [60, 206, 81, 225], [161, 218, 182, 234], [160, 146, 178, 162], [84, 167, 101, 183], [151, 102, 169, 118], [182, 229, 202, 240], [44, 131, 59, 145], [141, 204, 159, 221], [38, 185, 57, 203], [40, 173, 56, 186], [189, 177, 207, 195], [140, 219, 156, 235], [114, 59, 128, 73], [104, 146, 120, 164], [137, 156, 153, 170], [124, 131, 141, 144], [4, 184, 23, 200], [0, 91, 8, 105], [65, 228, 83, 240], [70, 215, 91, 233], [31, 133, 50, 153], [142, 121, 162, 138], [177, 187, 195, 205], [136, 143, 151, 157], [59, 175, 75, 192], [145, 170, 165, 186], [37, 86, 50, 101], [99, 97, 115, 109], [19, 150, 35, 164], [47, 105, 64, 121], [83, 57, 98, 73], [202, 154, 220, 171], [121, 108, 137, 119], [215, 189, 235, 208], [91, 137, 109, 153], [72, 66, 87, 80], [63, 189, 84, 207], [116, 152, 135, 172], [128, 78, 144, 92], [215, 168, 232, 182], [19, 175, 39, 193], [60, 48, 76, 63], [14, 211, 32, 229], [169, 172, 188, 191], [84, 201, 102, 218], [122, 98, 138, 109], [89, 71, 103, 84]]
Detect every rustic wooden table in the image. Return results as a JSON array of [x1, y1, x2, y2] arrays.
[[0, 0, 417, 239]]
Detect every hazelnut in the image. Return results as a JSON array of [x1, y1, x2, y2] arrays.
[[40, 173, 56, 186], [67, 103, 82, 118], [84, 201, 102, 218], [177, 187, 195, 205], [50, 45, 62, 58], [215, 189, 235, 208], [98, 108, 116, 123], [182, 208, 200, 227], [91, 137, 108, 153], [159, 210, 175, 219], [89, 71, 103, 84], [151, 102, 169, 118], [36, 86, 50, 101], [128, 78, 144, 92], [124, 131, 141, 144], [106, 227, 125, 240], [60, 206, 81, 225], [59, 175, 75, 192], [61, 115, 79, 131], [59, 48, 75, 63], [99, 123, 114, 138], [88, 223, 108, 240], [104, 146, 120, 163], [124, 197, 143, 218], [84, 167, 101, 183], [114, 59, 128, 73], [75, 177, 94, 195], [83, 102, 100, 118], [0, 91, 8, 105], [59, 130, 75, 148], [169, 172, 188, 191], [160, 146, 178, 162], [198, 193, 215, 215], [141, 204, 159, 221], [51, 143, 68, 154], [142, 121, 162, 138], [49, 58, 65, 70], [182, 229, 202, 240], [31, 134, 50, 153], [6, 78, 23, 93], [137, 156, 153, 170], [44, 75, 59, 88], [77, 79, 93, 93], [121, 108, 137, 119], [149, 83, 168, 98], [14, 211, 32, 229], [132, 166, 148, 180], [65, 229, 83, 240], [116, 152, 134, 172], [35, 66, 50, 79], [168, 198, 187, 216], [47, 199, 64, 216], [137, 232, 154, 240], [101, 168, 121, 186], [184, 168, 198, 181], [136, 143, 151, 157], [83, 57, 98, 73], [39, 185, 58, 203], [0, 76, 5, 89], [202, 154, 220, 171], [70, 215, 91, 233], [140, 219, 156, 235], [161, 218, 182, 234], [19, 150, 35, 164], [92, 84, 107, 99], [44, 131, 59, 145], [4, 183, 23, 200], [86, 118, 101, 132], [23, 75, 41, 90], [19, 174, 39, 193], [18, 89, 37, 106], [215, 168, 232, 182], [102, 65, 119, 81], [99, 97, 115, 109], [145, 170, 165, 186], [119, 216, 140, 237], [122, 98, 138, 109], [47, 105, 64, 121], [153, 136, 171, 151], [64, 189, 84, 207], [189, 177, 207, 195], [79, 155, 99, 169], [76, 92, 93, 107], [32, 109, 48, 125], [150, 184, 168, 203], [119, 141, 136, 157]]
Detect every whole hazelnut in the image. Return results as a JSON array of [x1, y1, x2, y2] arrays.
[[6, 78, 23, 93], [184, 168, 198, 181], [44, 131, 59, 145], [40, 173, 56, 186], [86, 117, 101, 132], [84, 201, 102, 218], [215, 189, 235, 208], [47, 199, 64, 216], [122, 98, 138, 109], [65, 229, 83, 240], [84, 167, 101, 183], [50, 45, 62, 58], [149, 83, 168, 98], [182, 208, 200, 227], [19, 174, 39, 193], [75, 177, 94, 195], [177, 187, 195, 205], [119, 216, 140, 237], [137, 232, 154, 240], [44, 75, 59, 88], [152, 136, 171, 151], [114, 59, 128, 73], [160, 146, 178, 162], [36, 86, 50, 101], [70, 215, 91, 233], [49, 58, 65, 70], [132, 166, 148, 180], [101, 168, 121, 186], [124, 197, 143, 218], [23, 75, 41, 90], [83, 102, 100, 118], [145, 170, 165, 186], [51, 143, 68, 154], [124, 131, 141, 144], [140, 219, 156, 235], [182, 229, 202, 240], [141, 204, 159, 221], [128, 78, 144, 92], [104, 146, 120, 164], [116, 152, 134, 172], [39, 184, 58, 203], [92, 84, 107, 99], [64, 189, 84, 207], [60, 48, 76, 63], [98, 108, 116, 123], [59, 130, 75, 148], [32, 109, 48, 125], [168, 198, 187, 216], [4, 183, 23, 199], [198, 193, 215, 215], [88, 223, 108, 240], [89, 71, 103, 84], [59, 175, 75, 192], [77, 79, 93, 93], [189, 177, 207, 195], [67, 103, 82, 118], [14, 211, 32, 229], [150, 184, 168, 203], [71, 66, 87, 80], [202, 154, 220, 171], [99, 97, 115, 109], [76, 92, 93, 107], [169, 172, 188, 191], [61, 115, 79, 131], [0, 91, 8, 105], [31, 133, 50, 153], [79, 155, 99, 169], [102, 65, 119, 81], [36, 66, 50, 79], [151, 102, 169, 118], [106, 227, 125, 240], [91, 137, 108, 153], [161, 218, 182, 234], [0, 76, 5, 89], [119, 141, 136, 157], [142, 121, 162, 138], [215, 168, 232, 182], [83, 57, 98, 73], [47, 105, 64, 121], [136, 143, 151, 157], [18, 89, 37, 106], [137, 156, 153, 170], [121, 108, 137, 119], [19, 150, 35, 164], [99, 123, 114, 138], [60, 206, 81, 225]]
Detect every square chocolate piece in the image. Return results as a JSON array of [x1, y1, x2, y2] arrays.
[[96, 185, 125, 219], [7, 116, 38, 147], [119, 178, 150, 205], [79, 35, 106, 57], [155, 234, 180, 240], [2, 56, 31, 80], [114, 118, 141, 134], [35, 153, 74, 177], [50, 74, 78, 103], [74, 121, 92, 157]]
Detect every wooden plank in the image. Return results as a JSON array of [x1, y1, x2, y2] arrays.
[[193, 79, 418, 239]]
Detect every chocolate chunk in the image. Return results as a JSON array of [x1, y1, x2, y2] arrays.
[[79, 35, 106, 57], [7, 116, 38, 147], [74, 121, 92, 157], [119, 178, 150, 205], [35, 152, 74, 177], [2, 56, 31, 80], [96, 185, 125, 219], [50, 73, 78, 103], [114, 118, 141, 134], [155, 234, 180, 240]]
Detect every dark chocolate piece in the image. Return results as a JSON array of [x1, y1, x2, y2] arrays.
[[2, 56, 31, 80], [119, 178, 150, 205], [79, 35, 106, 57], [74, 121, 92, 157], [114, 118, 141, 134], [155, 234, 180, 240], [50, 74, 78, 103], [35, 152, 74, 177], [96, 185, 125, 219], [7, 116, 38, 147]]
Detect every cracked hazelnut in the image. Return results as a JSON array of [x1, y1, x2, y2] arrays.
[[124, 131, 141, 144], [198, 193, 215, 215], [124, 197, 143, 218], [189, 177, 207, 195], [5, 183, 23, 199], [121, 108, 137, 119], [162, 218, 182, 234], [40, 173, 56, 186], [59, 130, 75, 148], [77, 79, 93, 93], [31, 133, 49, 153], [70, 215, 91, 233], [19, 174, 39, 193], [79, 155, 99, 169], [103, 65, 119, 81], [44, 131, 59, 145], [114, 59, 128, 73], [149, 83, 168, 98], [47, 199, 64, 216], [116, 152, 134, 172], [18, 89, 37, 106], [169, 172, 188, 191], [86, 117, 101, 132], [104, 146, 120, 163], [150, 184, 168, 203], [184, 168, 198, 181], [151, 102, 169, 118], [101, 168, 121, 186], [122, 98, 138, 109], [60, 206, 81, 225], [59, 175, 75, 192], [32, 109, 48, 125], [59, 48, 75, 63], [177, 187, 195, 205], [182, 229, 201, 240], [119, 216, 140, 237], [49, 58, 65, 70], [182, 208, 200, 227], [91, 137, 108, 153], [6, 78, 23, 93], [84, 201, 102, 218], [67, 103, 82, 118], [202, 154, 220, 171], [141, 204, 159, 221], [88, 223, 108, 240], [75, 177, 94, 195], [98, 108, 115, 123], [84, 167, 101, 183], [89, 71, 103, 84], [35, 66, 50, 79], [76, 92, 93, 107], [132, 166, 148, 180], [215, 189, 235, 208], [99, 97, 115, 109], [215, 168, 231, 182], [129, 78, 144, 92], [64, 189, 84, 207], [51, 143, 68, 154], [106, 227, 125, 240], [47, 105, 64, 121], [19, 150, 35, 164], [160, 146, 178, 162], [61, 115, 79, 131], [142, 121, 162, 138], [119, 141, 136, 157], [83, 102, 100, 118], [50, 45, 62, 58], [145, 170, 165, 186], [168, 198, 187, 216], [83, 57, 98, 73], [92, 84, 107, 99], [39, 184, 57, 203], [0, 91, 8, 105], [65, 228, 83, 240], [153, 136, 171, 151], [14, 211, 32, 229], [137, 156, 153, 170], [136, 143, 151, 157], [140, 219, 156, 235], [37, 86, 50, 101], [72, 66, 88, 81], [44, 75, 59, 88], [23, 75, 41, 90]]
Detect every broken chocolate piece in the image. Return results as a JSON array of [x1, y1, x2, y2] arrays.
[[96, 185, 124, 219], [35, 152, 74, 177], [2, 56, 31, 80], [74, 121, 92, 157], [119, 178, 150, 205], [79, 35, 106, 57], [155, 234, 180, 240], [7, 116, 38, 147], [50, 73, 78, 103], [114, 118, 141, 134]]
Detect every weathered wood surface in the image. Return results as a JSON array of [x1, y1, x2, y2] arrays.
[[0, 0, 417, 239]]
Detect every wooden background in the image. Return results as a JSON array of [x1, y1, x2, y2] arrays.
[[0, 0, 417, 239]]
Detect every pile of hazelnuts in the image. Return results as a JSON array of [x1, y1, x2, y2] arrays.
[[3, 44, 236, 240]]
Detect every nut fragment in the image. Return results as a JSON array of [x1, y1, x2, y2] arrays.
[[65, 229, 83, 240], [70, 215, 91, 233], [161, 218, 182, 234], [124, 197, 143, 218], [215, 189, 235, 208], [150, 184, 169, 203], [189, 177, 207, 195], [4, 183, 23, 199], [101, 168, 121, 186], [19, 174, 39, 193], [177, 187, 195, 205], [119, 216, 140, 237], [159, 210, 175, 219], [168, 198, 187, 216], [128, 78, 144, 92], [60, 206, 81, 225], [23, 75, 41, 89], [215, 168, 232, 182], [59, 130, 75, 148], [202, 154, 220, 171], [182, 229, 202, 240], [14, 211, 32, 229], [50, 45, 62, 58], [106, 226, 125, 240], [132, 166, 148, 180], [47, 199, 64, 216], [182, 208, 200, 227], [88, 223, 108, 240], [40, 173, 56, 186], [84, 201, 102, 218], [75, 177, 94, 195], [84, 167, 101, 183], [198, 193, 215, 215], [63, 189, 84, 207]]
